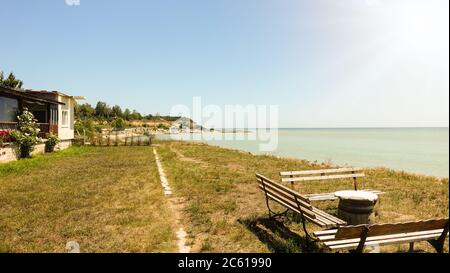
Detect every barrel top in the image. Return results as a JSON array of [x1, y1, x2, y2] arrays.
[[334, 190, 378, 202]]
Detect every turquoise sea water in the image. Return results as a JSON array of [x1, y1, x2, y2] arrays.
[[161, 128, 449, 177]]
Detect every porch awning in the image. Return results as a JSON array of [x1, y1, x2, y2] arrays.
[[0, 85, 65, 105]]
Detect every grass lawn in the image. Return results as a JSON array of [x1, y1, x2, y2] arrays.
[[0, 146, 177, 253], [156, 141, 449, 253], [0, 142, 448, 253]]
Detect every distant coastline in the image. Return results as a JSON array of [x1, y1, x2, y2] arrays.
[[156, 127, 449, 178]]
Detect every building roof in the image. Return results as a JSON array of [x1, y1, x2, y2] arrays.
[[23, 89, 86, 100], [0, 85, 65, 105]]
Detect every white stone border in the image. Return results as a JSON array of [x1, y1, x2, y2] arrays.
[[153, 147, 190, 253], [153, 148, 173, 196]]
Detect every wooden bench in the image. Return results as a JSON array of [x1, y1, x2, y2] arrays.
[[280, 168, 384, 201], [313, 218, 449, 253], [256, 173, 347, 234]]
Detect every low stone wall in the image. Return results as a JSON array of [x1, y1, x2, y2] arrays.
[[0, 140, 72, 164], [0, 144, 19, 163], [57, 140, 72, 150]]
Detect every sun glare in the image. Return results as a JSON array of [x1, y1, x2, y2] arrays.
[[385, 0, 449, 55]]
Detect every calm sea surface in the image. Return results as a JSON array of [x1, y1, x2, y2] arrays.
[[159, 128, 449, 177]]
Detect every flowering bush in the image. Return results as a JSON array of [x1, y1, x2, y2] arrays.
[[10, 108, 41, 158], [0, 130, 12, 146], [45, 133, 59, 153]]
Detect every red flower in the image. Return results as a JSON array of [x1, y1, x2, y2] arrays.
[[0, 130, 12, 142]]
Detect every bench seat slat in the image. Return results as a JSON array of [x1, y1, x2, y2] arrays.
[[312, 207, 347, 226], [314, 218, 449, 252], [327, 232, 449, 251], [312, 212, 337, 228], [323, 229, 445, 245], [335, 219, 449, 239], [313, 229, 339, 237]]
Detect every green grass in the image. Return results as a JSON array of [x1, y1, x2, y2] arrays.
[[0, 146, 90, 175], [1, 142, 448, 253], [0, 146, 177, 253], [156, 140, 449, 253]]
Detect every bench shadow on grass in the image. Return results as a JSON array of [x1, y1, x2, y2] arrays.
[[239, 216, 325, 253]]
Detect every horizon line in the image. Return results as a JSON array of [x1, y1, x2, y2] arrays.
[[209, 126, 449, 130]]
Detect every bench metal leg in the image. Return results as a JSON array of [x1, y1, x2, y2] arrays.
[[292, 196, 319, 243], [428, 239, 445, 253], [261, 182, 290, 219], [428, 221, 449, 253], [349, 226, 370, 253], [264, 195, 289, 219], [268, 207, 289, 219], [299, 214, 313, 241]]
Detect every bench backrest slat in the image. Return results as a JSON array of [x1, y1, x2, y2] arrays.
[[281, 173, 365, 183], [256, 173, 311, 204], [280, 167, 363, 176], [257, 182, 312, 210], [259, 186, 318, 219], [280, 168, 364, 183], [335, 219, 449, 240], [256, 174, 317, 218]]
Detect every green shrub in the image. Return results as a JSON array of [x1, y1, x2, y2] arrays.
[[94, 124, 104, 133], [157, 123, 168, 130], [75, 119, 94, 138], [45, 133, 59, 153], [112, 118, 126, 130], [10, 109, 40, 158]]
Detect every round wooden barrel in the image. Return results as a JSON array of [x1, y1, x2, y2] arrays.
[[338, 199, 377, 225], [335, 191, 378, 225]]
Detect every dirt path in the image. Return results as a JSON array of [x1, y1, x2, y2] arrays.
[[169, 143, 208, 166], [153, 147, 190, 253]]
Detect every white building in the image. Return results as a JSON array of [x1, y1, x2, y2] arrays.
[[1, 86, 85, 163], [22, 89, 85, 142]]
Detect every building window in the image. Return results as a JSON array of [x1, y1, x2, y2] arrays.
[[0, 96, 19, 122], [62, 110, 69, 127]]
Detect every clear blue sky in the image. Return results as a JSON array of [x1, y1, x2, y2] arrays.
[[1, 0, 448, 128]]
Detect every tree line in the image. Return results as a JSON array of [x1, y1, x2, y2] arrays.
[[75, 102, 150, 121], [75, 101, 181, 122], [0, 71, 23, 89], [0, 69, 180, 125]]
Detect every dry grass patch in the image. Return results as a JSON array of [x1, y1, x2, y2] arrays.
[[0, 146, 177, 253], [157, 140, 448, 253]]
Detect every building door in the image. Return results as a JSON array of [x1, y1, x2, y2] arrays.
[[49, 104, 58, 135]]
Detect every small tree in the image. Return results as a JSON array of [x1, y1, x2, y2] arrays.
[[112, 117, 126, 131], [0, 71, 23, 89], [129, 110, 142, 120], [111, 105, 123, 118], [95, 101, 112, 120], [10, 109, 40, 158], [123, 108, 131, 120], [75, 103, 95, 120]]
